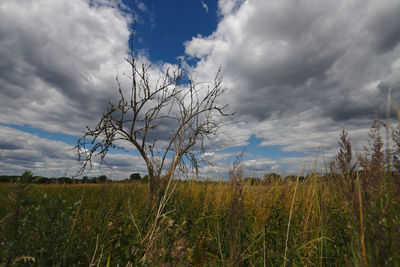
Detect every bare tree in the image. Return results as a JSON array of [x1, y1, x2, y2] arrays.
[[76, 35, 231, 204]]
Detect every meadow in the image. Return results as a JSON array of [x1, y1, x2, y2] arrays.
[[1, 163, 399, 266]]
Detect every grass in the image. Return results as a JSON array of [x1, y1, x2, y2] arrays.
[[1, 168, 399, 266]]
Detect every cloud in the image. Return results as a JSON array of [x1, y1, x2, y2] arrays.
[[0, 125, 149, 179], [201, 0, 209, 13], [367, 2, 400, 53], [0, 0, 132, 136], [243, 158, 279, 173], [198, 151, 279, 178], [135, 0, 147, 13], [185, 0, 400, 161], [0, 126, 77, 176], [218, 0, 245, 17]]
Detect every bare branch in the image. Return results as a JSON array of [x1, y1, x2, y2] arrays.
[[77, 31, 231, 203]]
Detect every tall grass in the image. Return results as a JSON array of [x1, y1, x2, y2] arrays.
[[1, 167, 398, 266]]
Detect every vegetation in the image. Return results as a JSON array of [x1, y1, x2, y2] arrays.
[[0, 175, 111, 184]]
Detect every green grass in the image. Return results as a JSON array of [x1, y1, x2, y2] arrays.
[[1, 172, 399, 266]]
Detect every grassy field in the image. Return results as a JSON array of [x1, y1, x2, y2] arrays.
[[1, 169, 399, 266]]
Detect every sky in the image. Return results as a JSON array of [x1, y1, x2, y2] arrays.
[[1, 0, 400, 179]]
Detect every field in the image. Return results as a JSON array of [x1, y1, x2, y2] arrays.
[[1, 168, 399, 266]]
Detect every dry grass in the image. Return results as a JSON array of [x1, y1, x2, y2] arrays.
[[0, 167, 399, 265]]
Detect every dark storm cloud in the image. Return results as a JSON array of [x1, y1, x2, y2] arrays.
[[368, 3, 400, 53]]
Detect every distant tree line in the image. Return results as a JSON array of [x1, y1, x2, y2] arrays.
[[0, 173, 150, 184], [0, 175, 110, 184], [0, 172, 325, 185]]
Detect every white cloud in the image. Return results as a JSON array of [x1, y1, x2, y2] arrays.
[[135, 0, 147, 12], [0, 125, 148, 179], [184, 0, 400, 169], [201, 0, 209, 13], [197, 150, 279, 178], [0, 0, 132, 136]]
